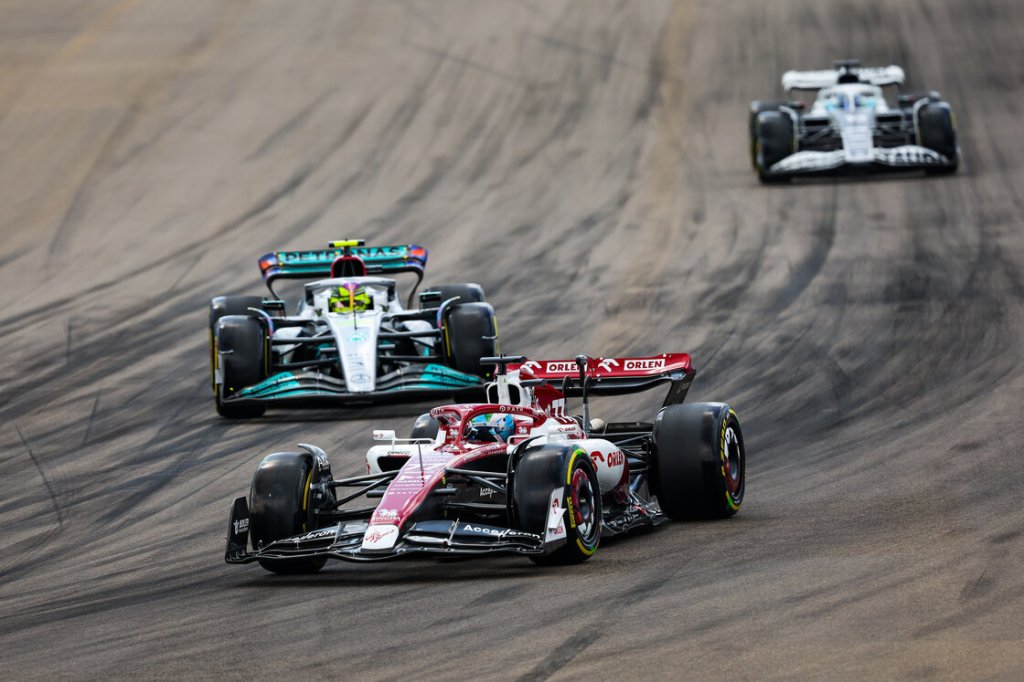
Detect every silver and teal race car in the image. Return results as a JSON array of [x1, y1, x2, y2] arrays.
[[208, 240, 498, 418]]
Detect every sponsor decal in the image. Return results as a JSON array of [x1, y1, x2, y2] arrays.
[[597, 358, 620, 371], [362, 524, 400, 550], [545, 361, 578, 374], [590, 450, 624, 467], [623, 358, 664, 371], [459, 523, 532, 540], [232, 518, 249, 535], [296, 528, 336, 542], [279, 245, 407, 264], [348, 333, 367, 343], [372, 430, 394, 441], [372, 508, 399, 523], [877, 146, 944, 166]]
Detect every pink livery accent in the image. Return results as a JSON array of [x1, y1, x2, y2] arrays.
[[367, 440, 508, 531]]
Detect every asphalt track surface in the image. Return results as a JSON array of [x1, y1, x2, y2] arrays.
[[2, 1, 1023, 679]]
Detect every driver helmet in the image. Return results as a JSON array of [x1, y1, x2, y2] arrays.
[[466, 413, 515, 443], [329, 284, 371, 313]]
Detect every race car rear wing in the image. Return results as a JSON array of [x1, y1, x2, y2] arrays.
[[782, 63, 905, 92], [257, 241, 428, 295], [507, 353, 696, 407]]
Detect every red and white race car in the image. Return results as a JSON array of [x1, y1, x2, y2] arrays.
[[225, 354, 746, 573]]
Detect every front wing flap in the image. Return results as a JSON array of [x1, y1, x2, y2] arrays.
[[766, 145, 954, 177], [225, 517, 547, 565], [222, 363, 485, 406]]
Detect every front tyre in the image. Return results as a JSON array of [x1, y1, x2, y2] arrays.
[[753, 111, 794, 184], [652, 403, 745, 520], [213, 315, 268, 419], [423, 283, 485, 304], [918, 102, 958, 175], [512, 444, 602, 565], [249, 452, 327, 574], [209, 295, 265, 392], [442, 302, 498, 377]]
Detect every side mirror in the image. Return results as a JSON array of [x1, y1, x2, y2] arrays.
[[373, 429, 396, 442]]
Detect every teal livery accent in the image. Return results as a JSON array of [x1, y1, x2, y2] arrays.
[[236, 373, 304, 399], [258, 244, 427, 286], [231, 364, 482, 401], [417, 364, 485, 386]]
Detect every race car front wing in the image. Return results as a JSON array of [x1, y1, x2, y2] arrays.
[[221, 363, 485, 406], [766, 145, 955, 177], [225, 497, 548, 564]]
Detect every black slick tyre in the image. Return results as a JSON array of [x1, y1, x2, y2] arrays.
[[753, 111, 794, 184], [214, 315, 267, 419], [208, 295, 264, 391], [651, 402, 745, 520], [512, 444, 601, 565], [748, 101, 786, 168], [209, 295, 265, 330], [918, 103, 958, 175], [423, 283, 485, 304], [249, 452, 327, 574], [442, 302, 497, 377], [409, 413, 440, 440]]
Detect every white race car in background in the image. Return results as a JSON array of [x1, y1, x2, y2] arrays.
[[750, 60, 959, 182]]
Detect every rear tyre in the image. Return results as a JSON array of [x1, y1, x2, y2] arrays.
[[423, 283, 485, 304], [651, 403, 745, 520], [512, 444, 601, 565], [918, 102, 958, 175], [409, 413, 440, 440], [442, 302, 498, 377], [214, 315, 268, 419], [752, 111, 794, 184], [250, 452, 328, 574]]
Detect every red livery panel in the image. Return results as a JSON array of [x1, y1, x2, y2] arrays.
[[512, 353, 692, 380]]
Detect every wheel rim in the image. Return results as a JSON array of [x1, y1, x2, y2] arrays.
[[570, 468, 597, 542], [723, 426, 743, 494]]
